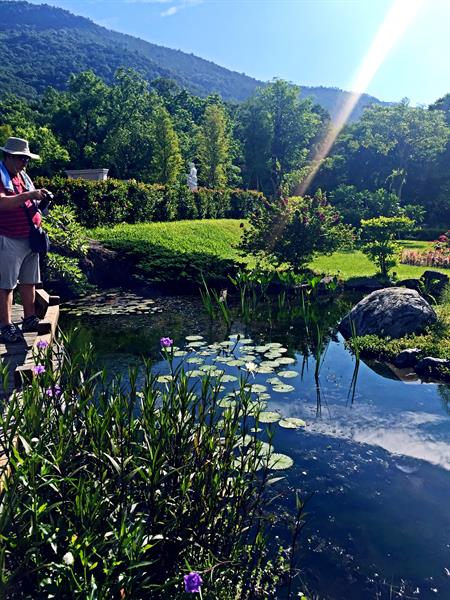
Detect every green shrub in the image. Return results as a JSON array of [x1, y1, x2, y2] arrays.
[[35, 177, 264, 227], [360, 216, 414, 277], [0, 337, 290, 598], [240, 191, 353, 272]]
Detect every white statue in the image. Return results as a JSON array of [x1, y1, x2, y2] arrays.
[[187, 162, 198, 191]]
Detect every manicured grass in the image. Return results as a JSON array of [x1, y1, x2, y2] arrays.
[[91, 220, 447, 281], [309, 242, 449, 280], [92, 219, 246, 261]]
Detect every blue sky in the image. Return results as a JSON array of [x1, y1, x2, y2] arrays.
[[25, 0, 450, 105]]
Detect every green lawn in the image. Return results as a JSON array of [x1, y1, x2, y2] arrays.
[[91, 220, 446, 281]]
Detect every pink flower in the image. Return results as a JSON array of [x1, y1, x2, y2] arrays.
[[24, 199, 33, 208]]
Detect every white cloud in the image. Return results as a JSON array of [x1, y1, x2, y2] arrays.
[[160, 0, 203, 17], [161, 5, 178, 16]]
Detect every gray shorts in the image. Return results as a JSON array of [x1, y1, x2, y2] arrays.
[[0, 235, 41, 290]]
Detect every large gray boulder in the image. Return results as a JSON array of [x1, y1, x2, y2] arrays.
[[339, 287, 437, 339]]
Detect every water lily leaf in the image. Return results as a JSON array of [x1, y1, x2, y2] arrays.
[[200, 365, 217, 372], [217, 398, 237, 408], [272, 384, 295, 393], [174, 350, 188, 357], [209, 369, 225, 378], [277, 357, 296, 365], [255, 345, 270, 353], [278, 370, 299, 379], [260, 360, 280, 368], [265, 352, 283, 359], [279, 418, 306, 429], [258, 393, 271, 400], [220, 340, 235, 347], [185, 335, 204, 341], [250, 427, 262, 433], [246, 383, 267, 394], [228, 359, 245, 367], [220, 374, 238, 383], [267, 453, 294, 470], [255, 366, 274, 374], [258, 411, 281, 423], [198, 350, 214, 356], [157, 375, 173, 383], [186, 341, 206, 348], [266, 342, 283, 349], [267, 377, 283, 385], [240, 354, 257, 362], [186, 357, 204, 364], [238, 338, 253, 345], [216, 356, 233, 364], [184, 369, 204, 377]]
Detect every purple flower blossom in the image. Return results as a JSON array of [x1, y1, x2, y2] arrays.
[[36, 340, 49, 350], [160, 337, 173, 348], [46, 385, 61, 398], [32, 364, 45, 376], [184, 572, 203, 593]]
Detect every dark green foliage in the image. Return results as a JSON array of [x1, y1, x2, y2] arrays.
[[240, 191, 353, 272], [329, 184, 401, 227], [36, 176, 264, 227]]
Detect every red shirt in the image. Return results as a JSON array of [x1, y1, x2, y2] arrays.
[[0, 172, 36, 238]]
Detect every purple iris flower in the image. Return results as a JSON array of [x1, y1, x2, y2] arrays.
[[160, 337, 173, 348], [184, 572, 203, 593]]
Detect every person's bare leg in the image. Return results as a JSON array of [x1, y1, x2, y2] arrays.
[[19, 284, 36, 319], [0, 289, 13, 326]]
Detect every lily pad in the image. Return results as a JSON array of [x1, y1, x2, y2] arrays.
[[272, 384, 295, 393], [256, 366, 274, 374], [186, 357, 204, 364], [278, 370, 299, 379], [258, 411, 282, 423], [185, 335, 204, 341], [277, 357, 296, 365], [200, 364, 217, 373], [245, 383, 267, 393], [267, 453, 294, 470], [217, 398, 237, 408], [267, 377, 283, 385], [157, 375, 173, 383], [220, 374, 239, 383], [279, 417, 306, 429], [184, 369, 204, 378], [228, 359, 245, 367], [255, 345, 270, 353], [186, 341, 206, 348], [260, 360, 281, 368], [174, 350, 188, 357]]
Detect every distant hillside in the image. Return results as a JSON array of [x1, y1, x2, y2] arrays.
[[0, 0, 387, 120]]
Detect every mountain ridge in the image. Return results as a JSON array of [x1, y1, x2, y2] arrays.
[[0, 0, 388, 119]]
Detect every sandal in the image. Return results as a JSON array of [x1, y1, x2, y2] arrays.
[[22, 315, 40, 332], [1, 323, 22, 343]]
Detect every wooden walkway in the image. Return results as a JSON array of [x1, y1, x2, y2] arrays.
[[0, 289, 60, 397]]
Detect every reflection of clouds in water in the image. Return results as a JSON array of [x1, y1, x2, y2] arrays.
[[269, 394, 450, 470]]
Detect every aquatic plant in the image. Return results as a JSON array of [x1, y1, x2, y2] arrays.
[[0, 332, 297, 599]]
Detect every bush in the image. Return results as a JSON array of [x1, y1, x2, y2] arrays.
[[35, 177, 264, 227], [0, 337, 290, 598], [239, 191, 353, 272], [360, 216, 415, 277]]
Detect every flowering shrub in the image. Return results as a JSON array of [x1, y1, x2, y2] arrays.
[[239, 191, 353, 272], [400, 231, 450, 270]]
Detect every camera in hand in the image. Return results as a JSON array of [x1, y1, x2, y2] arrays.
[[39, 190, 53, 212]]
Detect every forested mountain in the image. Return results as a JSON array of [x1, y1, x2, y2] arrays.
[[0, 0, 385, 119]]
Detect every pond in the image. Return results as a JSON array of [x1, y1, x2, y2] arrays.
[[61, 289, 450, 600]]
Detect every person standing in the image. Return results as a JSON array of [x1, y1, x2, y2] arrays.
[[0, 137, 51, 343]]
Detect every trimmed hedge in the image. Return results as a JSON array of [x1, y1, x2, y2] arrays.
[[36, 176, 264, 227]]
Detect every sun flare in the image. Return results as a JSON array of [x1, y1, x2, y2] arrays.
[[297, 0, 425, 196]]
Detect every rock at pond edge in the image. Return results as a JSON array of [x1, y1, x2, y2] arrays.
[[339, 287, 437, 339]]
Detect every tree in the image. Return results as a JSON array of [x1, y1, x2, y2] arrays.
[[196, 104, 230, 188], [238, 80, 323, 197], [150, 104, 183, 186]]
